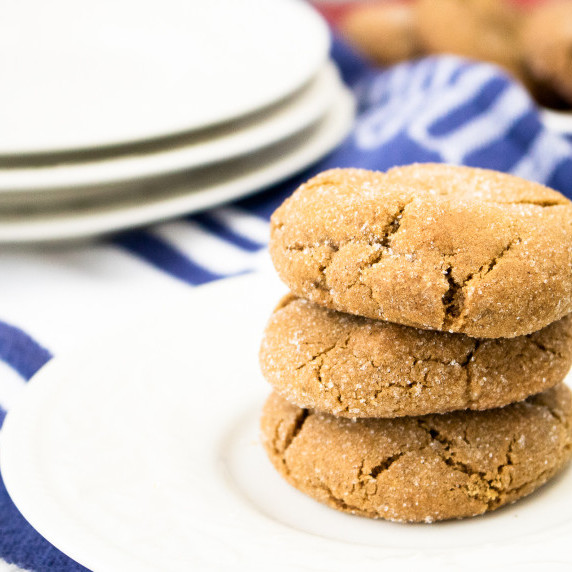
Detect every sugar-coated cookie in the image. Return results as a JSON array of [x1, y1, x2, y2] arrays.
[[260, 295, 572, 417], [261, 385, 572, 522], [269, 164, 572, 338]]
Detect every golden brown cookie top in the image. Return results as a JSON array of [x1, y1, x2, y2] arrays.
[[520, 0, 572, 105], [269, 164, 572, 337]]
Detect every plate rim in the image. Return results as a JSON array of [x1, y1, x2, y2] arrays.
[[0, 273, 289, 572], [0, 0, 330, 156], [0, 63, 341, 192], [0, 87, 355, 243]]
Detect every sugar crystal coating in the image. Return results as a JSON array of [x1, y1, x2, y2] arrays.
[[261, 385, 572, 523], [260, 295, 572, 418], [269, 164, 572, 338]]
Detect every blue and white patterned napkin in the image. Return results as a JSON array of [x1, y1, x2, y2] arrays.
[[1, 36, 572, 571]]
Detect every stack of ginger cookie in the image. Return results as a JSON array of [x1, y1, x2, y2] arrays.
[[259, 163, 572, 523]]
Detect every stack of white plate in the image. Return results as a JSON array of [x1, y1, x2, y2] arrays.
[[0, 0, 354, 243]]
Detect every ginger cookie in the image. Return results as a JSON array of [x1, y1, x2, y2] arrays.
[[520, 1, 572, 107], [261, 384, 572, 523], [415, 0, 522, 79], [260, 295, 572, 418], [339, 1, 420, 66], [269, 164, 572, 338]]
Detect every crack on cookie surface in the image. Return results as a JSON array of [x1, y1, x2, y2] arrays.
[[294, 342, 339, 371], [293, 336, 352, 409], [485, 199, 567, 208], [285, 409, 309, 452], [441, 237, 523, 330], [526, 337, 564, 360], [270, 166, 572, 337], [369, 453, 406, 479], [314, 482, 372, 516], [262, 298, 572, 418], [416, 420, 508, 509], [272, 408, 310, 461], [283, 201, 414, 302], [379, 203, 407, 248], [460, 339, 480, 405], [481, 237, 521, 279], [331, 201, 413, 294], [442, 266, 463, 325], [262, 386, 572, 522], [281, 225, 529, 336]]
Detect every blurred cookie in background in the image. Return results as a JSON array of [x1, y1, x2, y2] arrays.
[[327, 0, 572, 112], [338, 1, 420, 65], [415, 0, 522, 78], [520, 0, 572, 107]]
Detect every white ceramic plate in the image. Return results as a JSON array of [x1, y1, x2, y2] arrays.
[[1, 272, 572, 572], [0, 87, 354, 243], [0, 0, 329, 156], [0, 64, 340, 192]]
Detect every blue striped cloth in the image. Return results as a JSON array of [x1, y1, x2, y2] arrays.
[[2, 37, 572, 571]]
